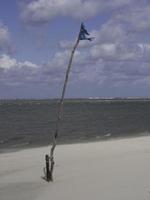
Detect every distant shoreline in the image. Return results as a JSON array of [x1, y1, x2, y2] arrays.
[[1, 97, 150, 102]]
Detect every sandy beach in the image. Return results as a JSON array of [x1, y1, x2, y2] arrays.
[[0, 136, 150, 200]]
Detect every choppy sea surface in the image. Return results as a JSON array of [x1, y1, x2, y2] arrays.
[[0, 99, 150, 152]]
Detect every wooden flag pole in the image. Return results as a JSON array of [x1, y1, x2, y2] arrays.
[[45, 26, 81, 182]]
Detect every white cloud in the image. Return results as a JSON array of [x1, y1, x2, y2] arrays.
[[0, 54, 38, 70], [116, 4, 150, 32], [90, 44, 117, 59], [20, 0, 135, 25], [0, 54, 17, 70], [3, 0, 150, 90], [50, 34, 150, 87], [0, 23, 11, 52], [59, 40, 74, 49], [1, 36, 150, 88], [0, 54, 39, 86]]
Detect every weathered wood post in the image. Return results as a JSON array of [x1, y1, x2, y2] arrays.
[[46, 30, 81, 182], [45, 154, 51, 181], [44, 23, 92, 182]]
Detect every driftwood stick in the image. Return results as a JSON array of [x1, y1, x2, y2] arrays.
[[45, 154, 51, 181], [49, 31, 81, 181]]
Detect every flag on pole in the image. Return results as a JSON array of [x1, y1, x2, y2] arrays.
[[47, 22, 93, 182], [79, 22, 93, 41]]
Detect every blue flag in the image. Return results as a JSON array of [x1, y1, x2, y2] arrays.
[[79, 23, 93, 41]]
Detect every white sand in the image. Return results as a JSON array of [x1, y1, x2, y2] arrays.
[[1, 136, 150, 200]]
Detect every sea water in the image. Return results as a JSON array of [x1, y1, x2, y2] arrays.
[[0, 99, 150, 150]]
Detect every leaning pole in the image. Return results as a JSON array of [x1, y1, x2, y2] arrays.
[[45, 23, 92, 181]]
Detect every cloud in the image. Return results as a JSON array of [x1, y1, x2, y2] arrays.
[[1, 35, 150, 89], [0, 23, 11, 53], [0, 54, 37, 70], [0, 54, 39, 86], [115, 4, 150, 33], [20, 0, 135, 25], [54, 25, 150, 87], [0, 54, 17, 70], [90, 44, 117, 60], [3, 0, 150, 91]]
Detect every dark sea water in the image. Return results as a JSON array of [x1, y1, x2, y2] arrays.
[[0, 99, 150, 151]]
